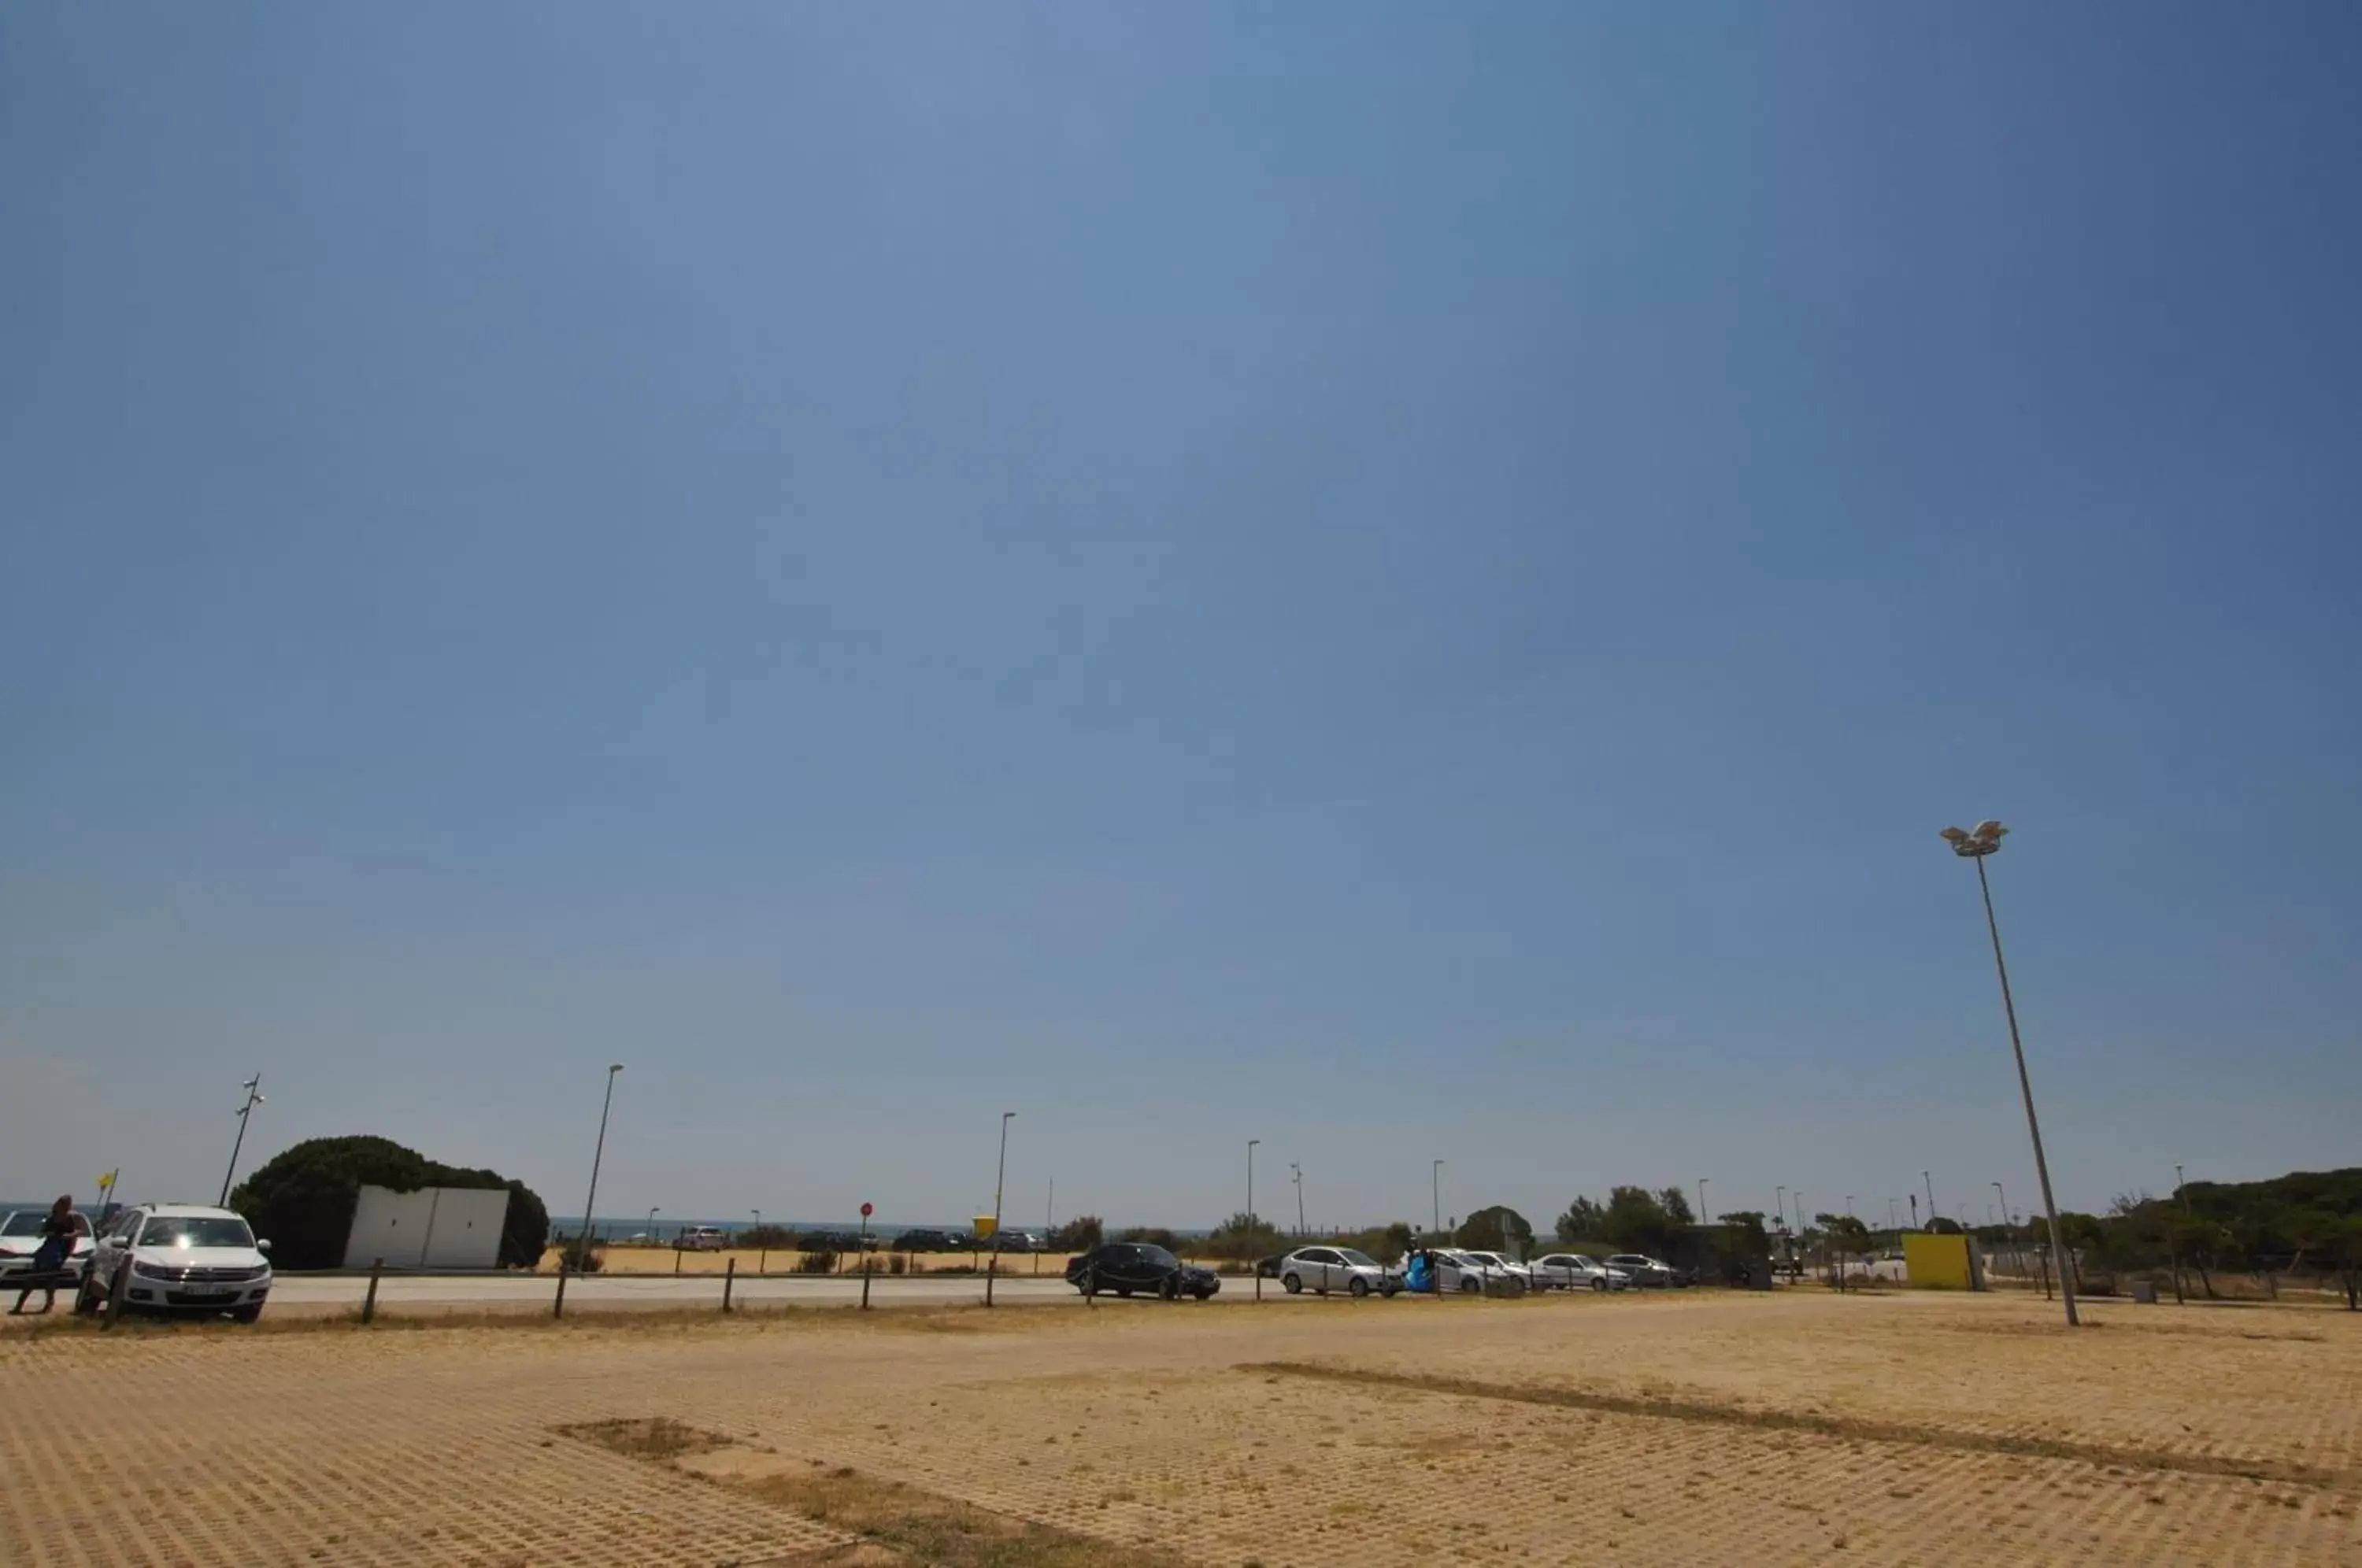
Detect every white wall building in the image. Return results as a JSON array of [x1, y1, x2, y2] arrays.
[[342, 1184, 510, 1270]]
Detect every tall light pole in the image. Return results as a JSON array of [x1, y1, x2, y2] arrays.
[[1846, 1194, 1855, 1218], [1942, 819, 2077, 1327], [1775, 1185, 1786, 1232], [1888, 1198, 1900, 1233], [985, 1111, 1014, 1307], [647, 1207, 660, 1243], [2176, 1164, 2189, 1211], [1923, 1170, 1938, 1226], [1247, 1141, 1262, 1302], [1291, 1163, 1305, 1237], [556, 1063, 623, 1319], [753, 1209, 766, 1274], [1697, 1178, 1709, 1226], [1431, 1160, 1444, 1239], [220, 1074, 265, 1206]]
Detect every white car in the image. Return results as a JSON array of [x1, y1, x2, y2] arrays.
[[675, 1226, 729, 1252], [1275, 1245, 1398, 1298], [1529, 1252, 1631, 1291], [1459, 1250, 1538, 1289], [0, 1208, 94, 1281], [80, 1204, 273, 1322]]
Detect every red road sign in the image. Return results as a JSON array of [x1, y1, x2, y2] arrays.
[[860, 1202, 873, 1217]]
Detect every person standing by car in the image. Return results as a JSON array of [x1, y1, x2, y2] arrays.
[[29, 1196, 75, 1274]]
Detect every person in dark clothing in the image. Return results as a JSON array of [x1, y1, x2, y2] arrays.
[[29, 1196, 76, 1274]]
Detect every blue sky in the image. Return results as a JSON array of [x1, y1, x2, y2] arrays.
[[4, 6, 2356, 1234]]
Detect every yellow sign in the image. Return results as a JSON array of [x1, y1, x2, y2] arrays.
[[1903, 1233, 1980, 1289], [972, 1215, 998, 1239]]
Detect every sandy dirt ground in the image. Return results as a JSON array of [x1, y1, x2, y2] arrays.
[[3, 1289, 2357, 1567]]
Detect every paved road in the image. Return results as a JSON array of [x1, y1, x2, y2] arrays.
[[263, 1270, 1311, 1315]]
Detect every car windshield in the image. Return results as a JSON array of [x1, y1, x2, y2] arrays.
[[1337, 1249, 1379, 1268], [1135, 1245, 1179, 1268], [138, 1216, 255, 1250], [0, 1213, 43, 1237]]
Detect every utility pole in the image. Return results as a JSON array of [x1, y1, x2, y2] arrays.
[[985, 1111, 1014, 1307], [1431, 1160, 1444, 1238], [1247, 1141, 1261, 1302], [555, 1064, 623, 1319], [220, 1074, 265, 1206]]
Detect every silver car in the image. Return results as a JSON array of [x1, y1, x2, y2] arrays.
[[1275, 1245, 1398, 1298], [1530, 1252, 1631, 1291]]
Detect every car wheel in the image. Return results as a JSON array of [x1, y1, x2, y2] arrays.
[[1380, 1281, 1400, 1298], [1194, 1287, 1213, 1300], [1593, 1276, 1609, 1292], [1159, 1277, 1179, 1301], [1282, 1273, 1303, 1295], [1349, 1277, 1370, 1299], [1115, 1285, 1134, 1297], [72, 1276, 101, 1317], [1460, 1278, 1482, 1294]]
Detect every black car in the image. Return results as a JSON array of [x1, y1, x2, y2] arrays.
[[1255, 1252, 1287, 1279], [893, 1229, 964, 1253], [1064, 1243, 1220, 1300]]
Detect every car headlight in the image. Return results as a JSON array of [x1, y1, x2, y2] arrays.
[[131, 1260, 177, 1281]]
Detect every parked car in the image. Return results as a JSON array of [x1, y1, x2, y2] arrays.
[[675, 1225, 730, 1252], [1458, 1250, 1538, 1289], [1275, 1245, 1399, 1298], [1529, 1252, 1631, 1291], [894, 1229, 959, 1252], [1394, 1248, 1523, 1295], [800, 1230, 867, 1253], [1605, 1253, 1686, 1288], [78, 1204, 272, 1322], [1255, 1252, 1288, 1278], [1064, 1242, 1220, 1300], [0, 1208, 94, 1282]]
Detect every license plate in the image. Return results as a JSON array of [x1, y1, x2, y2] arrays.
[[183, 1285, 233, 1298]]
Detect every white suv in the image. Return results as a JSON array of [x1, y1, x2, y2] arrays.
[[80, 1204, 274, 1322]]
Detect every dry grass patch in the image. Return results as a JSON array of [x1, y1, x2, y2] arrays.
[[559, 1415, 739, 1460], [744, 1466, 1190, 1568], [1253, 1360, 2349, 1488]]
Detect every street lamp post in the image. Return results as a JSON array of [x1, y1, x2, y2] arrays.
[[753, 1209, 766, 1274], [1431, 1160, 1444, 1240], [1291, 1163, 1305, 1237], [985, 1111, 1014, 1307], [220, 1074, 265, 1206], [1942, 819, 2077, 1328], [1923, 1170, 1938, 1226], [648, 1207, 660, 1242], [556, 1064, 623, 1319], [1247, 1141, 1262, 1302], [1697, 1178, 1709, 1226]]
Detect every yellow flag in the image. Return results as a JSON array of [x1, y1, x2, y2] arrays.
[[97, 1170, 117, 1189]]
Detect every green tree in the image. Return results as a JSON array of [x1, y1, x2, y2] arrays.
[[1556, 1196, 1608, 1244], [230, 1135, 548, 1270], [1657, 1186, 1694, 1227], [1818, 1214, 1874, 1288], [1454, 1206, 1535, 1258], [1601, 1186, 1675, 1256], [1049, 1215, 1103, 1251], [2323, 1215, 2362, 1311], [1208, 1211, 1283, 1262]]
